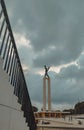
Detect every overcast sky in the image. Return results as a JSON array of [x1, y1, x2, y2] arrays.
[[5, 0, 84, 110]]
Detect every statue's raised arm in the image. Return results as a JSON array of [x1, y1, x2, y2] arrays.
[[44, 65, 50, 77]]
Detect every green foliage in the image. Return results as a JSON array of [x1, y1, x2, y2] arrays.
[[32, 106, 38, 112], [74, 101, 84, 114]]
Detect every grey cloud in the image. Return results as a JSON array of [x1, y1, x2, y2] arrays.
[[5, 0, 84, 108], [58, 65, 79, 79], [33, 47, 80, 67], [6, 0, 84, 67], [25, 70, 84, 105], [56, 64, 84, 80], [51, 73, 84, 104], [31, 0, 84, 67], [77, 53, 84, 67], [17, 46, 34, 67], [25, 73, 43, 102]]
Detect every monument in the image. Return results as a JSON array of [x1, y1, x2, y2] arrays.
[[43, 65, 51, 111], [34, 66, 68, 119]]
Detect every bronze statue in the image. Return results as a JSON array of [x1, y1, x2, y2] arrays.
[[44, 65, 50, 77]]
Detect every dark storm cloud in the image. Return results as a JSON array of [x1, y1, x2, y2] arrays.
[[30, 0, 84, 67], [5, 0, 84, 68], [25, 69, 84, 105], [5, 0, 84, 109], [56, 64, 84, 80], [33, 46, 81, 67], [17, 46, 33, 66], [25, 73, 43, 102], [78, 53, 84, 67], [51, 62, 84, 104]]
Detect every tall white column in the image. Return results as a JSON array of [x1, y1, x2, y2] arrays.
[[43, 76, 51, 111], [48, 77, 51, 111], [43, 77, 46, 111]]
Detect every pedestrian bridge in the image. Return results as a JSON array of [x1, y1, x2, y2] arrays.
[[0, 0, 36, 130]]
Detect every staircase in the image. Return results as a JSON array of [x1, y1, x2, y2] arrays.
[[0, 58, 29, 130], [0, 0, 36, 130]]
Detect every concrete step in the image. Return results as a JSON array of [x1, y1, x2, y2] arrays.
[[0, 57, 29, 130]]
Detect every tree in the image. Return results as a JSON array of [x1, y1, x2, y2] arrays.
[[32, 106, 38, 112], [74, 102, 84, 114]]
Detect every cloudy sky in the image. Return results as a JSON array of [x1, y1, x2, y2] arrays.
[[5, 0, 84, 110]]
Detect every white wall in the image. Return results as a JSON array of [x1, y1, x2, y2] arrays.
[[0, 58, 29, 130]]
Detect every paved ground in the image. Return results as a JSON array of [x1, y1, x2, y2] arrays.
[[37, 115, 84, 130]]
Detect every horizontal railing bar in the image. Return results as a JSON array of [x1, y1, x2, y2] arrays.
[[1, 0, 27, 88]]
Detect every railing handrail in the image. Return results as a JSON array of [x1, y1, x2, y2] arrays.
[[0, 0, 36, 130], [1, 0, 26, 89]]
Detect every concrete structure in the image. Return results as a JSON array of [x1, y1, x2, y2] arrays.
[[0, 58, 29, 130], [36, 66, 69, 119], [43, 65, 51, 111], [34, 111, 71, 119], [0, 1, 36, 130], [43, 76, 51, 111], [34, 111, 63, 118]]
